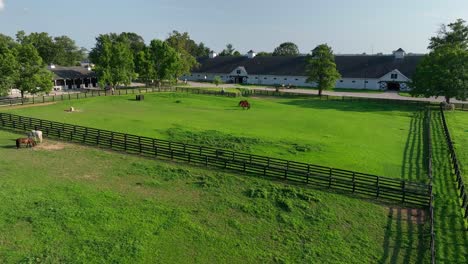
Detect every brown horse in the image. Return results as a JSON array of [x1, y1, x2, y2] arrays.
[[16, 138, 37, 149], [238, 100, 251, 110]]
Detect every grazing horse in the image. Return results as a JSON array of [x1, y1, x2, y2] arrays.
[[28, 130, 43, 143], [16, 138, 36, 149], [238, 100, 251, 110]]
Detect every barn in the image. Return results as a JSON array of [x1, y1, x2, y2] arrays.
[[182, 48, 424, 91], [49, 65, 99, 91]]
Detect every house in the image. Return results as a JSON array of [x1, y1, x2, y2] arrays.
[[182, 48, 424, 91], [49, 65, 99, 91]]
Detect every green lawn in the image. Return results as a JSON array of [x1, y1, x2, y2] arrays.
[[0, 130, 429, 263], [430, 111, 468, 263], [1, 92, 427, 181], [235, 84, 384, 93], [446, 110, 468, 182]]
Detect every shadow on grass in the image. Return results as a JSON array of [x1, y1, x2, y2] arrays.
[[400, 111, 426, 182], [278, 98, 424, 113], [431, 111, 468, 263]]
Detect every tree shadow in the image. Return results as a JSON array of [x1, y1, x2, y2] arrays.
[[431, 111, 468, 263], [277, 98, 425, 113], [379, 207, 429, 263]]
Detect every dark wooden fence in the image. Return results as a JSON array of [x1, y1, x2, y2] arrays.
[[439, 106, 468, 221], [0, 112, 430, 207], [425, 108, 436, 264], [0, 87, 243, 107]]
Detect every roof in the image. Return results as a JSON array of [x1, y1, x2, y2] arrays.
[[395, 48, 405, 52], [49, 66, 97, 80], [192, 55, 424, 78]]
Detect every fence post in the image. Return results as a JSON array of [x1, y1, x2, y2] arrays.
[[402, 181, 406, 203], [376, 177, 380, 198]]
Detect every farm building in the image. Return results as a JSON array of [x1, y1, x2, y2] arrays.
[[182, 48, 424, 91], [49, 64, 99, 91]]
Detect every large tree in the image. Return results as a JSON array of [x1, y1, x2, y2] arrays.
[[165, 30, 210, 57], [429, 19, 468, 50], [90, 34, 135, 88], [273, 42, 300, 56], [135, 48, 153, 86], [119, 32, 146, 58], [411, 45, 468, 103], [148, 39, 182, 85], [0, 43, 19, 96], [14, 44, 53, 97], [305, 44, 341, 97]]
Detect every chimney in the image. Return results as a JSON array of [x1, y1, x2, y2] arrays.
[[393, 48, 406, 59], [247, 50, 256, 59], [209, 51, 218, 58]]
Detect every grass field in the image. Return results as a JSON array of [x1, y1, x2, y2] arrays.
[[1, 92, 427, 181], [234, 84, 384, 93], [0, 130, 429, 263], [446, 110, 468, 182]]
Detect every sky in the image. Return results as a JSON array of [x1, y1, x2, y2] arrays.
[[0, 0, 467, 54]]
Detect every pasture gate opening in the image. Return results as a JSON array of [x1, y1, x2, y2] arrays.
[[0, 112, 431, 208]]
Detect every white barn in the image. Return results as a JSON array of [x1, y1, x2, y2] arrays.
[[182, 48, 423, 91]]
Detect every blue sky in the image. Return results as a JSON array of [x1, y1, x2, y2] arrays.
[[0, 0, 467, 54]]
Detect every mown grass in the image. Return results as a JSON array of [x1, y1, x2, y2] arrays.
[[430, 111, 468, 263], [445, 110, 468, 182], [1, 92, 426, 181], [235, 84, 384, 93], [0, 130, 429, 263]]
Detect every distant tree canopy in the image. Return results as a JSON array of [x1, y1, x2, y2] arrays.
[[306, 44, 341, 97], [219, 44, 241, 56], [273, 42, 300, 56], [429, 19, 468, 50], [15, 31, 86, 66], [411, 19, 468, 103], [411, 44, 468, 103], [165, 30, 211, 57], [90, 34, 136, 88], [0, 42, 19, 96], [256, 51, 272, 57]]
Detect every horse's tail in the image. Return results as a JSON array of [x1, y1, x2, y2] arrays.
[[16, 139, 20, 149]]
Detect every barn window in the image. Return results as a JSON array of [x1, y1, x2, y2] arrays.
[[284, 78, 287, 80], [352, 80, 356, 83], [365, 81, 369, 83], [273, 77, 277, 80], [295, 78, 299, 81], [236, 70, 241, 74], [391, 74, 398, 79], [339, 80, 343, 83], [264, 77, 267, 80], [255, 77, 258, 79]]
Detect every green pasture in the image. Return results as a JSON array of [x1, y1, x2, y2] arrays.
[[446, 110, 468, 182], [0, 130, 429, 263], [1, 92, 427, 181]]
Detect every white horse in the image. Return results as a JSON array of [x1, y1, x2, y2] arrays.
[[27, 130, 43, 143]]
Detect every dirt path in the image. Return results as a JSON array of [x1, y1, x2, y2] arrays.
[[0, 102, 57, 110]]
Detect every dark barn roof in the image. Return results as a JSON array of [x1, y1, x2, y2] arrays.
[[50, 66, 97, 80], [193, 55, 424, 79]]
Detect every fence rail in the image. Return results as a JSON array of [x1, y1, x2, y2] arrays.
[[439, 106, 468, 221], [0, 112, 431, 207]]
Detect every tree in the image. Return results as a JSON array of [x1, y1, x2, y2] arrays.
[[219, 44, 237, 56], [213, 76, 222, 87], [147, 39, 182, 86], [53, 36, 86, 66], [305, 44, 341, 97], [119, 32, 146, 58], [429, 19, 468, 50], [90, 34, 135, 88], [256, 51, 272, 57], [0, 43, 19, 96], [273, 42, 300, 56], [135, 49, 152, 86], [166, 31, 211, 57], [16, 31, 85, 66], [14, 44, 53, 97], [411, 45, 468, 103]]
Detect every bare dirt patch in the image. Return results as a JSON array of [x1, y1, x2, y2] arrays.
[[388, 207, 426, 224], [34, 141, 68, 151]]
